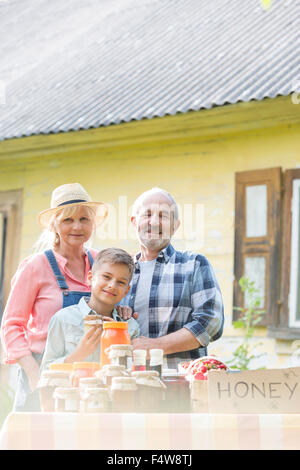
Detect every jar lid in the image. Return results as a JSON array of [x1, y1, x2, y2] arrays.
[[131, 370, 159, 378], [73, 362, 101, 370], [53, 387, 80, 399], [133, 349, 147, 358], [81, 387, 109, 400], [84, 319, 103, 325], [131, 371, 167, 389], [109, 344, 133, 351], [97, 364, 129, 377], [150, 349, 164, 366], [103, 321, 128, 330], [79, 377, 101, 385], [49, 363, 74, 372], [111, 376, 137, 391], [38, 370, 71, 388]]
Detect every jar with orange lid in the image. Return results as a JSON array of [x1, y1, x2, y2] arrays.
[[49, 363, 74, 373], [100, 321, 130, 368], [71, 362, 101, 387]]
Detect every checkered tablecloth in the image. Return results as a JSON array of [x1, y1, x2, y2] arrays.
[[0, 412, 299, 450]]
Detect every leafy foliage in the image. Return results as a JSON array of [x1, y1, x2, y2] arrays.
[[0, 382, 14, 428], [228, 277, 266, 370]]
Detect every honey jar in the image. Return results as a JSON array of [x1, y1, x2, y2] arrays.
[[132, 370, 166, 413], [106, 344, 133, 368], [53, 387, 81, 412], [71, 362, 101, 387], [83, 314, 103, 334], [100, 322, 130, 368], [95, 364, 129, 388], [111, 377, 137, 413], [38, 370, 71, 412], [80, 387, 110, 413]]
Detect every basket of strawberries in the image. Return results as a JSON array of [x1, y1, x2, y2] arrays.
[[179, 355, 229, 381]]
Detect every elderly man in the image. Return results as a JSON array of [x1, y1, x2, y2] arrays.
[[120, 187, 224, 368]]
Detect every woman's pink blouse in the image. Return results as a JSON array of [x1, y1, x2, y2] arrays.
[[0, 249, 98, 364]]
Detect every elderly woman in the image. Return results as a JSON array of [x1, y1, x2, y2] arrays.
[[0, 183, 109, 411]]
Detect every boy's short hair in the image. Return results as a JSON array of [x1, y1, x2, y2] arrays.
[[92, 248, 134, 281]]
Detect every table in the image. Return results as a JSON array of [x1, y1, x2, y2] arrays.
[[0, 412, 300, 450]]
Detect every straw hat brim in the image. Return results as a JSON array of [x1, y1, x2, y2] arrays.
[[38, 201, 108, 228]]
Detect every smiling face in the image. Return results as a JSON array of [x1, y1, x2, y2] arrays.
[[88, 262, 131, 309], [53, 205, 95, 249], [132, 192, 180, 251]]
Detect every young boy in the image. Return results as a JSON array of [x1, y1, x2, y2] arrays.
[[40, 248, 140, 371]]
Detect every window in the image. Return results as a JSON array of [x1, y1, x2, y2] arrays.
[[234, 168, 281, 328], [234, 167, 300, 338]]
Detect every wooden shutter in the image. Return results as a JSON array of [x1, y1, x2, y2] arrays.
[[233, 168, 282, 326]]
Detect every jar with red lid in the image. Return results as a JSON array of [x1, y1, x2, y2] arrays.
[[162, 371, 191, 413], [100, 322, 130, 368], [71, 362, 101, 387]]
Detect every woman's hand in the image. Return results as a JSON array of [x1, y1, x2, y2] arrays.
[[18, 355, 41, 392], [115, 305, 139, 321]]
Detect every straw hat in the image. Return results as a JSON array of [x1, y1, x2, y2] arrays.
[[38, 183, 108, 228]]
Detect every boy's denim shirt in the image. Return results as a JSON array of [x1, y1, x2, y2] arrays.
[[40, 296, 140, 371]]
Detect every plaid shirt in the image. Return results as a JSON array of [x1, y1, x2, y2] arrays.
[[119, 243, 224, 368]]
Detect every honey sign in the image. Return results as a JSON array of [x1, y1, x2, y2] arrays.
[[207, 367, 300, 414]]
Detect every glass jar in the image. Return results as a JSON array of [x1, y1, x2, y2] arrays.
[[111, 377, 137, 413], [38, 371, 71, 412], [132, 349, 147, 372], [80, 387, 110, 413], [95, 364, 129, 388], [132, 370, 166, 413], [100, 322, 130, 368], [71, 362, 101, 387], [106, 344, 133, 369], [53, 387, 81, 412], [83, 314, 103, 334], [161, 372, 191, 413], [79, 377, 102, 392]]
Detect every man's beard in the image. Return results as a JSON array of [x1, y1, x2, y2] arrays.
[[138, 227, 170, 251]]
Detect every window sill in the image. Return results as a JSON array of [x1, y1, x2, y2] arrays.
[[267, 326, 300, 340]]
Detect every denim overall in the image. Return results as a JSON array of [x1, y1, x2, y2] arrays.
[[13, 249, 94, 412]]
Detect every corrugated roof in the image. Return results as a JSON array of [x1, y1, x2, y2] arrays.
[[0, 0, 299, 141]]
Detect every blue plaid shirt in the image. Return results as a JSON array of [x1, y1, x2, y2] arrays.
[[119, 243, 224, 368]]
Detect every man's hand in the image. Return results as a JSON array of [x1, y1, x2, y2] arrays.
[[131, 336, 163, 359], [115, 305, 139, 321], [132, 328, 201, 358]]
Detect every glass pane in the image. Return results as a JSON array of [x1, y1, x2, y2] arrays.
[[246, 184, 267, 237], [244, 256, 266, 308], [295, 186, 300, 321]]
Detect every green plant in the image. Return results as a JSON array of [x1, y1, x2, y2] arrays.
[[0, 382, 14, 428], [228, 277, 266, 370]]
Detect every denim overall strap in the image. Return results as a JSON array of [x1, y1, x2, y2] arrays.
[[86, 250, 94, 268], [44, 249, 69, 290]]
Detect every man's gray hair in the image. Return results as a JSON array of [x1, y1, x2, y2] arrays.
[[132, 187, 179, 221]]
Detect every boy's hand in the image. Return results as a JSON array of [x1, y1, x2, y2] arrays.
[[65, 326, 102, 363], [115, 305, 139, 320]]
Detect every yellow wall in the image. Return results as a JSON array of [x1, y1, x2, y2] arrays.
[[1, 95, 300, 366]]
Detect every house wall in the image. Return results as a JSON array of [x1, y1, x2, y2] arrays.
[[1, 96, 300, 369]]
